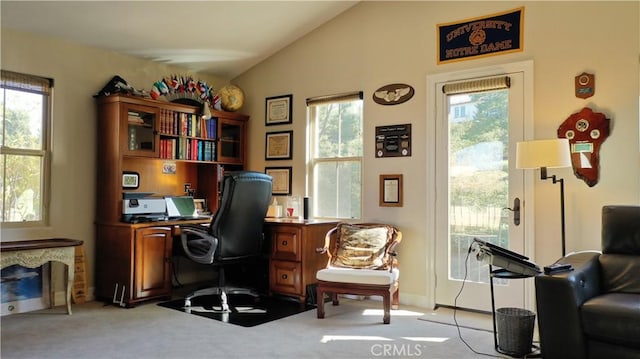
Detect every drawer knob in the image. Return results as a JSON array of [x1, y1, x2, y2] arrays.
[[281, 274, 288, 279], [282, 240, 288, 246]]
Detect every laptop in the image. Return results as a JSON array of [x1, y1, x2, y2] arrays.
[[473, 238, 541, 275], [164, 196, 210, 220]]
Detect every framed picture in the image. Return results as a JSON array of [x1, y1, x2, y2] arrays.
[[162, 161, 177, 175], [265, 94, 293, 126], [122, 171, 140, 189], [265, 167, 292, 195], [1, 264, 51, 315], [193, 198, 209, 215], [379, 174, 403, 207], [265, 130, 293, 160]]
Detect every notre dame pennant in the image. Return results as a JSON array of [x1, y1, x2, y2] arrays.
[[437, 7, 524, 64]]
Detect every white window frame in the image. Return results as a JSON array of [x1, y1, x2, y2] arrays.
[[0, 70, 52, 227], [306, 91, 363, 220]]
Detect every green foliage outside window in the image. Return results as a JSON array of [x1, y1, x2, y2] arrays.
[[311, 99, 363, 219], [0, 71, 50, 225], [450, 90, 509, 211]]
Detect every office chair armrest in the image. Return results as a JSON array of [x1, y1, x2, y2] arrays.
[[180, 226, 218, 265]]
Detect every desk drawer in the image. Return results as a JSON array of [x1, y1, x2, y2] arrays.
[[270, 260, 302, 296], [270, 226, 301, 261]]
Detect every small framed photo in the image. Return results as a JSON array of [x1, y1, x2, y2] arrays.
[[193, 199, 208, 215], [265, 94, 293, 126], [379, 174, 403, 207], [265, 167, 292, 195], [122, 171, 140, 189], [265, 130, 293, 160], [162, 161, 177, 174]]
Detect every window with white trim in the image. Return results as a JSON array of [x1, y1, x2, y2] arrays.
[[0, 70, 52, 226], [307, 91, 363, 219]]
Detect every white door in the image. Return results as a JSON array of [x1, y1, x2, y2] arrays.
[[431, 62, 532, 312]]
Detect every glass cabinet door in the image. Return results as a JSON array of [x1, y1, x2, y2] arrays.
[[217, 118, 244, 163], [123, 104, 159, 157]]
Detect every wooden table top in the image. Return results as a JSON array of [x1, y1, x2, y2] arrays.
[[0, 238, 83, 252]]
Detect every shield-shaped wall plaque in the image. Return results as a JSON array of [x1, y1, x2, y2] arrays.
[[575, 72, 595, 99]]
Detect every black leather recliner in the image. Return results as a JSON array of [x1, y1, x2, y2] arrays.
[[535, 205, 640, 359], [179, 171, 272, 311]]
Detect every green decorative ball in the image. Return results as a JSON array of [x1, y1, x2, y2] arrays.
[[217, 84, 245, 112]]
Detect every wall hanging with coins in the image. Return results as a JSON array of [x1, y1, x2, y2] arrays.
[[557, 107, 610, 187], [375, 124, 412, 158]]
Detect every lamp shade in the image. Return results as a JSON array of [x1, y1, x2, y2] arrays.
[[516, 138, 571, 169]]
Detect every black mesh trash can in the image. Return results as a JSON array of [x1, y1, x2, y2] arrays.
[[496, 307, 536, 356]]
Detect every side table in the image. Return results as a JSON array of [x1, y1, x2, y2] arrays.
[[1, 238, 83, 314], [489, 265, 540, 357]]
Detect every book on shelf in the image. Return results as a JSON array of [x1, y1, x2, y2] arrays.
[[209, 118, 217, 140], [128, 116, 144, 124]]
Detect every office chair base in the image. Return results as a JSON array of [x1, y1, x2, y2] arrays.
[[184, 286, 260, 310]]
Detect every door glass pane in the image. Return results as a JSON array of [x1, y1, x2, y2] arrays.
[[127, 108, 155, 151], [220, 122, 241, 159], [448, 90, 509, 283]]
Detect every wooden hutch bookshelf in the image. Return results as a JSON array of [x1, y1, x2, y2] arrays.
[[94, 94, 247, 306]]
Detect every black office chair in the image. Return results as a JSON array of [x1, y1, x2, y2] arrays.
[[179, 171, 272, 311]]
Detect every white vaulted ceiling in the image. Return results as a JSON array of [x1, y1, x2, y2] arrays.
[[1, 1, 358, 79]]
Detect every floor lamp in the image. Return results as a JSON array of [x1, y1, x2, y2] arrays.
[[516, 138, 572, 257]]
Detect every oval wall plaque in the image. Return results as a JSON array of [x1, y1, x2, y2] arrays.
[[373, 83, 415, 105]]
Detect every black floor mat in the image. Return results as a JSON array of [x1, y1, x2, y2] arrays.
[[158, 294, 314, 327]]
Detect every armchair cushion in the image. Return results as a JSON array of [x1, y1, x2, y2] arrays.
[[331, 223, 394, 269], [600, 205, 640, 294], [581, 293, 640, 348], [599, 254, 640, 293], [316, 267, 399, 285]]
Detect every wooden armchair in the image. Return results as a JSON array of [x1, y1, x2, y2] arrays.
[[315, 223, 402, 324]]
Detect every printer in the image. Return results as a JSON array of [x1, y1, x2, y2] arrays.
[[122, 193, 167, 223]]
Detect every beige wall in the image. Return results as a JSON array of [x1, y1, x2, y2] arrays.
[[1, 1, 638, 308], [1, 29, 228, 297], [234, 1, 639, 306]]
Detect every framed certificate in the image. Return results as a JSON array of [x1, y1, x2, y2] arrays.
[[379, 174, 403, 207], [265, 94, 293, 126], [265, 130, 293, 160], [265, 167, 292, 195]]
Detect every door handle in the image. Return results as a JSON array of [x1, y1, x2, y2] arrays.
[[503, 197, 520, 226]]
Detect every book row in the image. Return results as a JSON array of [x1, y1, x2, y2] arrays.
[[159, 137, 216, 161], [158, 109, 217, 139]]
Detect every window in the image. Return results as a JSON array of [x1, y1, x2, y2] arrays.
[[307, 92, 363, 219], [0, 70, 52, 226]]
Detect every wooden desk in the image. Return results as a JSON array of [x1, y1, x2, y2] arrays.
[[1, 238, 83, 314], [95, 218, 337, 307], [264, 218, 338, 304], [95, 219, 209, 308]]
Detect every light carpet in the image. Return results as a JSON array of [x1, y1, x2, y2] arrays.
[[1, 298, 509, 359]]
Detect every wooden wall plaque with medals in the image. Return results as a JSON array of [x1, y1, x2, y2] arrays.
[[557, 107, 610, 187]]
